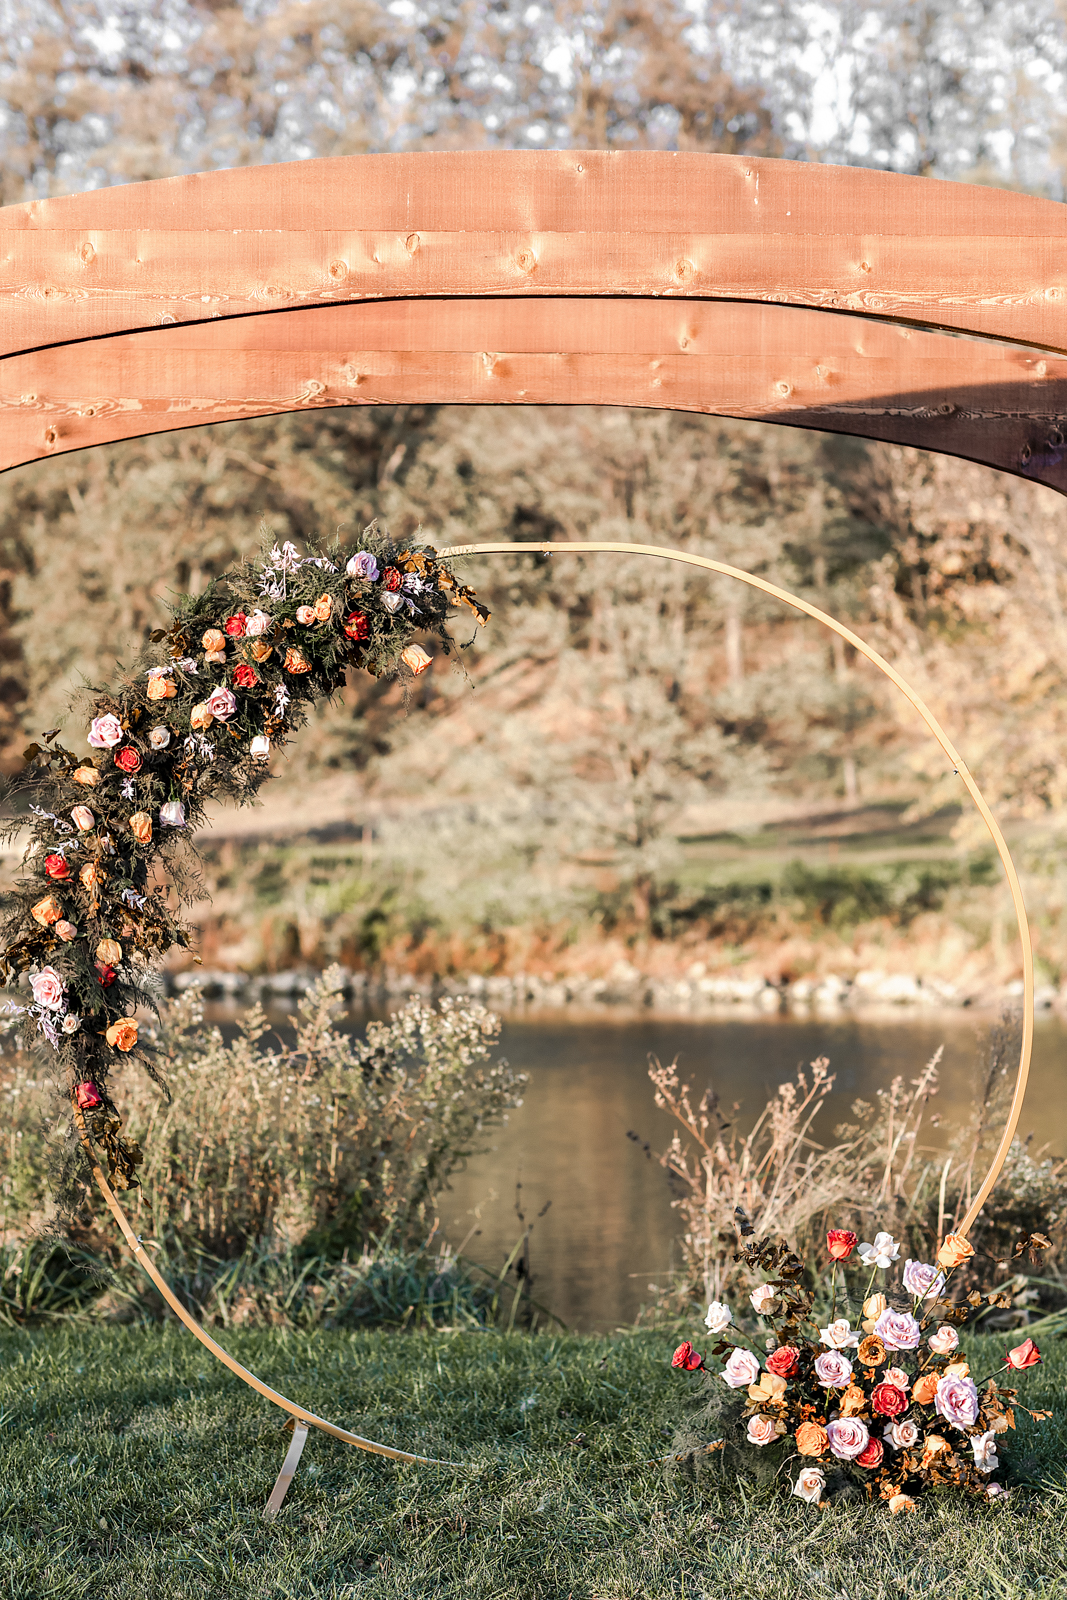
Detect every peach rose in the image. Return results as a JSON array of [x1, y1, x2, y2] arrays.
[[189, 703, 214, 731], [55, 920, 78, 941], [284, 647, 312, 674], [888, 1493, 917, 1515], [95, 939, 122, 967], [129, 812, 152, 844], [79, 863, 100, 891], [105, 1018, 138, 1052], [936, 1233, 975, 1271], [70, 806, 95, 832], [72, 766, 100, 787], [146, 676, 170, 701], [250, 640, 273, 663], [296, 606, 316, 625], [31, 895, 63, 926], [747, 1371, 787, 1405], [795, 1421, 828, 1458], [746, 1415, 782, 1448], [862, 1291, 888, 1332], [202, 628, 227, 653], [912, 1371, 940, 1406], [401, 643, 433, 676], [839, 1384, 869, 1417], [927, 1325, 959, 1356], [313, 593, 333, 621]]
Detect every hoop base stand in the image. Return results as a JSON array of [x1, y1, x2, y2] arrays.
[[76, 1129, 463, 1516]]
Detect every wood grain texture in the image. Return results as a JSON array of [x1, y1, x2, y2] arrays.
[[4, 297, 1066, 491], [2, 151, 1066, 358]]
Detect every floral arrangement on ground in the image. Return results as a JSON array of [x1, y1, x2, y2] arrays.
[[0, 526, 487, 1189], [670, 1225, 1052, 1512]]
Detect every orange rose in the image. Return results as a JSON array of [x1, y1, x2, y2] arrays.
[[284, 647, 312, 674], [911, 1371, 940, 1406], [79, 862, 100, 891], [95, 939, 122, 966], [105, 1018, 138, 1052], [250, 640, 273, 663], [839, 1384, 868, 1417], [401, 643, 432, 676], [795, 1422, 828, 1458], [72, 766, 100, 787], [937, 1233, 975, 1271], [190, 703, 214, 731], [129, 812, 152, 844], [202, 628, 227, 653], [857, 1335, 886, 1368], [313, 593, 333, 622], [31, 895, 63, 927]]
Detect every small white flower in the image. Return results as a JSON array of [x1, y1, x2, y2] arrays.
[[858, 1232, 901, 1269], [62, 1015, 81, 1034], [704, 1301, 733, 1335], [971, 1430, 999, 1474]]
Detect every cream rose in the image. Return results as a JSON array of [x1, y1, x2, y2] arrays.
[[249, 735, 270, 763], [245, 610, 271, 637], [160, 800, 186, 828], [884, 1418, 920, 1452], [818, 1318, 859, 1350], [792, 1466, 825, 1504], [148, 725, 171, 750], [971, 1430, 999, 1474], [70, 806, 95, 832]]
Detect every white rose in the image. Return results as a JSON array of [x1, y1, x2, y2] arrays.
[[62, 1014, 81, 1034], [720, 1348, 762, 1389], [380, 591, 404, 614], [858, 1231, 900, 1269], [148, 725, 171, 750], [160, 801, 186, 828], [792, 1466, 825, 1504], [818, 1318, 859, 1350], [884, 1419, 920, 1451], [704, 1301, 733, 1335], [249, 735, 271, 763], [750, 1284, 778, 1316], [245, 610, 271, 637], [971, 1430, 999, 1474]]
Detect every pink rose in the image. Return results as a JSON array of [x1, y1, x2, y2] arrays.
[[1006, 1337, 1041, 1370], [54, 921, 78, 942], [884, 1418, 920, 1452], [74, 1081, 101, 1109], [206, 687, 237, 722], [826, 1417, 870, 1460], [30, 966, 66, 1010], [883, 1366, 910, 1390], [872, 1309, 921, 1351], [902, 1259, 945, 1301], [927, 1325, 959, 1356], [88, 713, 123, 749], [720, 1348, 762, 1389], [814, 1350, 853, 1389], [245, 609, 272, 637], [934, 1372, 979, 1430], [746, 1415, 780, 1448]]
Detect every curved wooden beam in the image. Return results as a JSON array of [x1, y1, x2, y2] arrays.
[[2, 151, 1066, 361], [5, 297, 1066, 492]]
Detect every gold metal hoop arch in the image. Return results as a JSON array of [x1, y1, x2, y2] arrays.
[[84, 538, 1033, 1499], [441, 540, 1035, 1242]]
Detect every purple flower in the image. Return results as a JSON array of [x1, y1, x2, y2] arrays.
[[346, 551, 379, 581], [902, 1259, 945, 1301], [872, 1309, 921, 1351], [934, 1372, 979, 1430], [826, 1418, 870, 1460]]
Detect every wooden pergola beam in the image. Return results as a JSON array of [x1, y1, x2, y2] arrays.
[[4, 297, 1065, 490]]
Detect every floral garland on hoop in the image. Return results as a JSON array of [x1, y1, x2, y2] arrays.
[[0, 527, 487, 1189], [671, 1226, 1052, 1512]]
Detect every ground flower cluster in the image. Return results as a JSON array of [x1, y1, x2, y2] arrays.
[[673, 1225, 1052, 1511]]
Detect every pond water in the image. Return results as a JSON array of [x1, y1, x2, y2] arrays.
[[203, 1002, 1067, 1332]]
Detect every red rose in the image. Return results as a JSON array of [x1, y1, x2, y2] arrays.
[[872, 1382, 908, 1417], [1006, 1337, 1041, 1370], [827, 1229, 858, 1261], [115, 746, 141, 773], [44, 853, 70, 880], [855, 1437, 884, 1469], [95, 961, 117, 987], [224, 613, 247, 637], [233, 663, 258, 689], [74, 1082, 102, 1110], [766, 1345, 800, 1378], [671, 1341, 704, 1372], [344, 610, 369, 641], [383, 566, 402, 592]]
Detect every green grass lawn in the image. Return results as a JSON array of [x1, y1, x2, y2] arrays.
[[1, 1325, 1065, 1600]]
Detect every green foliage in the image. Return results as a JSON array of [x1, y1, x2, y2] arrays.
[[0, 1324, 1064, 1598]]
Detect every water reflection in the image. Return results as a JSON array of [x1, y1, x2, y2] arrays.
[[201, 1000, 1066, 1332]]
